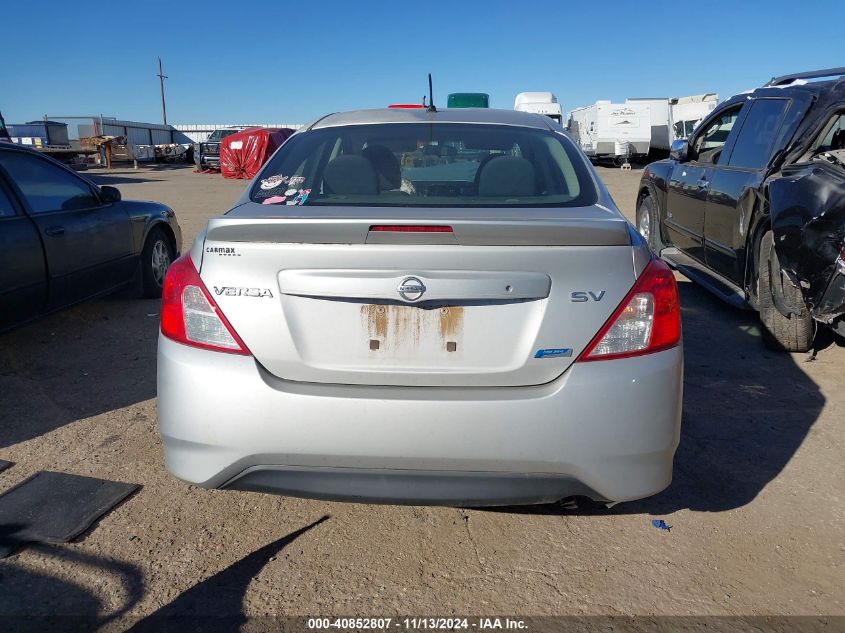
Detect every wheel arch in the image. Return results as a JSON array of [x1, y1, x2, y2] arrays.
[[143, 219, 178, 256], [744, 200, 772, 310], [636, 181, 667, 249]]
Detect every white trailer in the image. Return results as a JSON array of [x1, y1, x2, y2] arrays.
[[514, 92, 563, 124], [566, 100, 651, 163], [624, 94, 719, 152], [626, 98, 672, 151], [670, 94, 718, 139]]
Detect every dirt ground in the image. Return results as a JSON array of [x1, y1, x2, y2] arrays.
[[0, 164, 842, 622]]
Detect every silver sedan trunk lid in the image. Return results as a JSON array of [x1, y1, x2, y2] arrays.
[[196, 206, 639, 387]]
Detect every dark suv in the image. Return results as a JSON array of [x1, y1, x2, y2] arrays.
[[195, 127, 245, 170], [637, 67, 845, 352]]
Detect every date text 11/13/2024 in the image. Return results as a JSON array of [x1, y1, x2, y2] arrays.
[[306, 618, 528, 630]]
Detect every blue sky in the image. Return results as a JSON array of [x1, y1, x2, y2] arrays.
[[1, 0, 843, 125]]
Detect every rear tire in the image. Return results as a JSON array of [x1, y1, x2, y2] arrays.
[[140, 228, 174, 299], [636, 194, 662, 252], [758, 230, 814, 352]]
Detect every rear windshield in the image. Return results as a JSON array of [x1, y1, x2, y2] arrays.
[[249, 123, 597, 208]]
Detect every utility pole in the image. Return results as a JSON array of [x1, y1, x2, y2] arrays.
[[157, 57, 168, 125]]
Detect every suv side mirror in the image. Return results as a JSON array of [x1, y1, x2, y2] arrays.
[[670, 139, 689, 162], [100, 185, 121, 203]]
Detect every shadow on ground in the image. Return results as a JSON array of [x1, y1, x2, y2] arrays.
[[0, 517, 328, 629], [0, 540, 144, 626], [498, 279, 828, 515], [87, 174, 163, 185], [128, 515, 329, 631], [0, 297, 161, 448], [87, 164, 195, 185]]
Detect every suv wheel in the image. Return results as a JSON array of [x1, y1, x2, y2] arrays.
[[141, 228, 174, 299], [636, 194, 662, 251], [758, 230, 814, 352]]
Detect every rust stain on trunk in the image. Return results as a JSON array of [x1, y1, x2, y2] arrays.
[[361, 304, 461, 351], [360, 304, 388, 340], [438, 306, 464, 341], [390, 304, 421, 347]]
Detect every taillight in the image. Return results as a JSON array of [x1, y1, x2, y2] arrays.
[[160, 255, 251, 355], [577, 259, 680, 362]]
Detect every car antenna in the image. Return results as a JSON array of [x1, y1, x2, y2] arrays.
[[426, 74, 437, 112]]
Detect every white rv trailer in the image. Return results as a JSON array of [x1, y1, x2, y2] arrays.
[[670, 94, 718, 139], [514, 92, 563, 124], [625, 94, 720, 152], [626, 97, 672, 151], [566, 100, 651, 162]]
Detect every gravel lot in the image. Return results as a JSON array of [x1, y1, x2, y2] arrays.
[[0, 164, 842, 621]]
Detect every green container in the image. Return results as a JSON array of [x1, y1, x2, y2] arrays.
[[447, 93, 490, 108]]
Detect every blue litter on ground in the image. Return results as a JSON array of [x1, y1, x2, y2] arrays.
[[651, 519, 672, 531]]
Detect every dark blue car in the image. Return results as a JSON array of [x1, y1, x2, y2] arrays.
[[0, 143, 182, 332]]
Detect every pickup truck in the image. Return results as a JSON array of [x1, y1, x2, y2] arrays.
[[0, 143, 182, 332], [195, 127, 246, 170]]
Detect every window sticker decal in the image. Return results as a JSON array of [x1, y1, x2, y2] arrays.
[[283, 189, 312, 205], [259, 174, 289, 190]]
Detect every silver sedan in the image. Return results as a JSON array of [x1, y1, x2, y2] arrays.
[[157, 107, 683, 506]]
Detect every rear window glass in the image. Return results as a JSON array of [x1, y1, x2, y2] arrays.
[[249, 123, 597, 208]]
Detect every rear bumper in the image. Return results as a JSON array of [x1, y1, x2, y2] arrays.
[[157, 336, 683, 505], [225, 467, 597, 506]]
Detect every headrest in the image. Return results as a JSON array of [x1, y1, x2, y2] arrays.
[[323, 155, 379, 195], [362, 145, 401, 190], [477, 156, 536, 197]]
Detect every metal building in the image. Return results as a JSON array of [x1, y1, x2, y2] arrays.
[[44, 116, 194, 145], [100, 118, 193, 145], [173, 123, 303, 144]]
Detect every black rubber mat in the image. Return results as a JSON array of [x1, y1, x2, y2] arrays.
[[0, 471, 139, 558], [0, 460, 11, 474]]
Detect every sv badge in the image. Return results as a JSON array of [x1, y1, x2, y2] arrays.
[[570, 290, 606, 302]]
